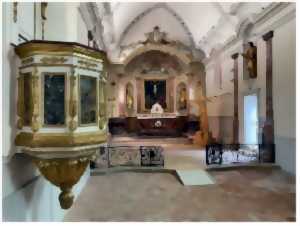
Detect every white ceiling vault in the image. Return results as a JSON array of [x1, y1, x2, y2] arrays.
[[82, 1, 273, 62]]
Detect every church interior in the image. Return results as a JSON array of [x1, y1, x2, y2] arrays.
[[1, 1, 297, 222]]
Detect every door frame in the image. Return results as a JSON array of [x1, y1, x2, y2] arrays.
[[242, 88, 261, 144]]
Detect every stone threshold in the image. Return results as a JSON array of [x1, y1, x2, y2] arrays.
[[91, 166, 175, 176]]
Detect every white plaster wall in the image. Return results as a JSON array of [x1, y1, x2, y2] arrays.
[[273, 18, 296, 174], [2, 3, 91, 221], [77, 10, 88, 45], [205, 48, 235, 142], [204, 4, 296, 173], [2, 156, 90, 221], [121, 7, 190, 46], [17, 2, 34, 40], [45, 3, 82, 43], [106, 72, 120, 118], [206, 51, 235, 118]]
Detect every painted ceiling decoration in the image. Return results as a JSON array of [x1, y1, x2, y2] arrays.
[[80, 2, 283, 63]]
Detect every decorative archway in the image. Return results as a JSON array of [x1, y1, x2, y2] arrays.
[[117, 3, 196, 48], [121, 43, 194, 67], [109, 27, 208, 144]]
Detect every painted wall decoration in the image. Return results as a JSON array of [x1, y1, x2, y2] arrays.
[[44, 74, 65, 125], [80, 75, 97, 124]]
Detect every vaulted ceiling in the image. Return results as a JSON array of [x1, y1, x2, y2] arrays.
[[83, 2, 273, 61]]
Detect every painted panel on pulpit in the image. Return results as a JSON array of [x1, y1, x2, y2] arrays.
[[23, 74, 32, 126], [44, 74, 65, 125], [145, 80, 166, 109], [80, 75, 97, 125]]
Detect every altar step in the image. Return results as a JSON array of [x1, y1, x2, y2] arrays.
[[109, 136, 193, 146]]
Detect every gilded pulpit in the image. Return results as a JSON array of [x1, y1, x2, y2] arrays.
[[14, 40, 108, 209]]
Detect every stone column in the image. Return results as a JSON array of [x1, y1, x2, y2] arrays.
[[262, 30, 275, 162], [231, 53, 239, 144]]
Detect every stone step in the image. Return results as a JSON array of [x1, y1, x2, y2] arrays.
[[110, 136, 193, 146]]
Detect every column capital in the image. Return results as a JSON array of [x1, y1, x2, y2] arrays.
[[262, 31, 274, 41], [231, 53, 239, 59]]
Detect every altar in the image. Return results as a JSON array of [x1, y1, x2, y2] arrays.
[[137, 113, 187, 137], [107, 27, 208, 140]]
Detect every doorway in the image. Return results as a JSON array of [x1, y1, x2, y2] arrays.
[[244, 94, 258, 144]]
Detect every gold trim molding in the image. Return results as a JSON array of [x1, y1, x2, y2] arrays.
[[15, 41, 106, 60], [98, 80, 108, 130], [15, 131, 107, 147], [33, 153, 95, 209], [69, 70, 78, 131], [31, 67, 40, 132], [21, 57, 34, 65], [78, 60, 97, 69], [40, 56, 67, 64], [17, 74, 25, 129]]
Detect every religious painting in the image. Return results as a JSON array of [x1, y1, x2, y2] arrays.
[[80, 75, 97, 125], [23, 74, 32, 126], [44, 74, 65, 125], [144, 80, 166, 110]]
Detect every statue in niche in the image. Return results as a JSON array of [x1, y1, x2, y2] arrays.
[[126, 85, 133, 110], [179, 87, 187, 110], [144, 26, 169, 44], [241, 42, 257, 79]]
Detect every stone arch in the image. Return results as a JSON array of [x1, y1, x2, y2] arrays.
[[122, 43, 193, 67], [118, 3, 196, 48]]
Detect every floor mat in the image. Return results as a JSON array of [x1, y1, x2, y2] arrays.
[[176, 169, 215, 186]]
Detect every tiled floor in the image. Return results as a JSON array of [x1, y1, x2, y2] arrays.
[[64, 167, 295, 221]]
